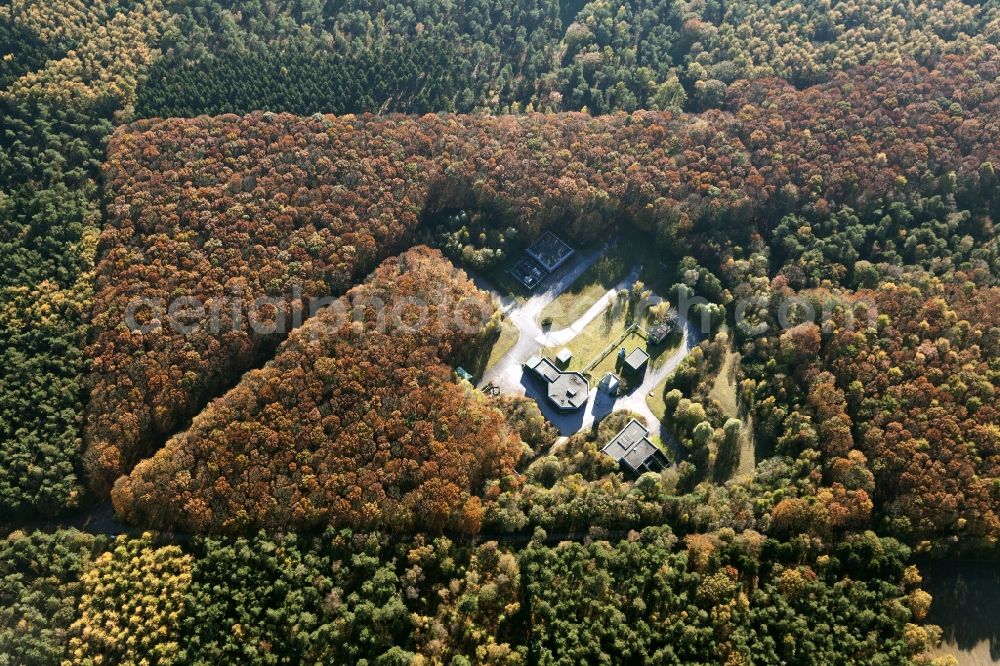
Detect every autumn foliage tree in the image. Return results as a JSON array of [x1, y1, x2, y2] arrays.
[[826, 284, 1000, 543], [111, 248, 521, 534]]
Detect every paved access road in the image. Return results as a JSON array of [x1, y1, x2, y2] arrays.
[[475, 240, 614, 394]]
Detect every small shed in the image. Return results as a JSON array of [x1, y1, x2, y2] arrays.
[[556, 347, 573, 365], [599, 372, 620, 395]]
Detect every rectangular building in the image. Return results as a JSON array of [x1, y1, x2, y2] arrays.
[[525, 231, 575, 273], [602, 418, 668, 476]]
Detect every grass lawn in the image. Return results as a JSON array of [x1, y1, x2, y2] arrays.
[[708, 350, 740, 419], [735, 421, 756, 478], [705, 348, 758, 479], [647, 382, 668, 422], [643, 334, 686, 419], [539, 225, 676, 330], [590, 331, 643, 379], [543, 298, 680, 385], [592, 327, 681, 379], [540, 247, 630, 329], [543, 300, 631, 375]]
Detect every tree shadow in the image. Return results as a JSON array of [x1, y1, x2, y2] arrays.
[[519, 372, 586, 436], [753, 428, 775, 464], [461, 321, 503, 379], [655, 417, 686, 464], [711, 427, 741, 482], [564, 249, 630, 300], [921, 559, 1000, 660], [647, 328, 683, 365]]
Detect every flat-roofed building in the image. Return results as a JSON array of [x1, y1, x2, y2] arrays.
[[525, 231, 575, 273], [601, 418, 668, 476], [509, 232, 575, 290], [621, 347, 649, 375], [524, 355, 590, 412], [508, 256, 546, 290]]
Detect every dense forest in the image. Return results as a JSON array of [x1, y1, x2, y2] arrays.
[[136, 0, 1000, 116], [1, 526, 940, 664], [1, 0, 998, 662]]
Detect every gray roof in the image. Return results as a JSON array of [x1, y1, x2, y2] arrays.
[[527, 356, 561, 383], [525, 356, 589, 411], [602, 419, 650, 459], [525, 231, 575, 273], [547, 371, 589, 410], [624, 347, 649, 372], [602, 418, 668, 475], [624, 438, 661, 471]]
